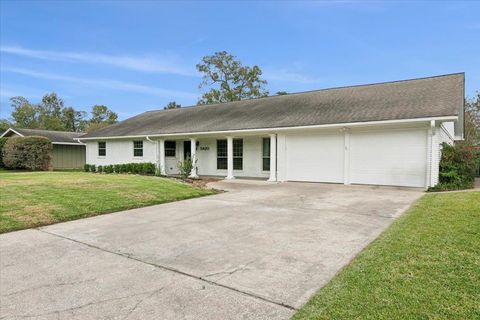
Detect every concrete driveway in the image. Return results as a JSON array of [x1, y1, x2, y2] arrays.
[[0, 180, 423, 319]]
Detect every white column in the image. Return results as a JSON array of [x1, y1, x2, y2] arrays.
[[189, 137, 198, 178], [268, 134, 277, 182], [159, 139, 166, 175], [343, 129, 351, 185], [226, 136, 234, 179]]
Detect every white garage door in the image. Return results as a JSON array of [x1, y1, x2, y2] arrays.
[[286, 132, 344, 183], [349, 129, 427, 187]]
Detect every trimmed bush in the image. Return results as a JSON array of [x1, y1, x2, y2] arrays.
[[429, 142, 478, 191], [2, 136, 52, 171], [84, 163, 91, 172], [0, 137, 7, 168], [83, 162, 156, 175]]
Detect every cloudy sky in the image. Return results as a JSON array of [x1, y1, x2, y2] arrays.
[[1, 1, 479, 120]]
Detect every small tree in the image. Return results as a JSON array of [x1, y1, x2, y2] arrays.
[[3, 136, 52, 171], [0, 137, 7, 167], [164, 101, 181, 110], [177, 158, 196, 178]]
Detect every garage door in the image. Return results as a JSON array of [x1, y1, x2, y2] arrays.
[[286, 133, 344, 183], [349, 129, 427, 187]]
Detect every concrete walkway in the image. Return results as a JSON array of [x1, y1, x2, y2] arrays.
[[0, 181, 423, 319]]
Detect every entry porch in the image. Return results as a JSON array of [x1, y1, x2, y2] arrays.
[[155, 134, 277, 181]]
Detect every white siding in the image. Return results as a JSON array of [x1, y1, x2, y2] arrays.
[[85, 139, 156, 165], [86, 137, 269, 178]]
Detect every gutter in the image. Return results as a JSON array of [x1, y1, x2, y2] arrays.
[[77, 115, 459, 141]]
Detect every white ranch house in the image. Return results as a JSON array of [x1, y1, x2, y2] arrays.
[[79, 73, 464, 188]]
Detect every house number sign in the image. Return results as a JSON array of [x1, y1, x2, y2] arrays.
[[199, 145, 210, 151]]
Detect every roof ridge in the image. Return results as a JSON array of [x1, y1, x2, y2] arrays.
[[14, 127, 85, 134], [143, 72, 465, 114]]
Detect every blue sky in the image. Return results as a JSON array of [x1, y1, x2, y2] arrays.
[[1, 1, 479, 120]]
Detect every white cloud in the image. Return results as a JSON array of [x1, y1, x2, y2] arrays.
[[2, 67, 198, 100], [0, 46, 197, 76]]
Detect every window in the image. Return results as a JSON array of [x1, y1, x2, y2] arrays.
[[233, 139, 243, 170], [98, 141, 106, 157], [217, 140, 227, 170], [217, 139, 243, 170], [262, 138, 270, 171], [133, 140, 143, 157], [165, 141, 176, 157]]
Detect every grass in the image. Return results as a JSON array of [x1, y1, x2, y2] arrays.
[[293, 191, 480, 320], [0, 170, 215, 233]]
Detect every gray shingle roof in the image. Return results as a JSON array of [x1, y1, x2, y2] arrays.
[[7, 128, 84, 144], [81, 73, 464, 138]]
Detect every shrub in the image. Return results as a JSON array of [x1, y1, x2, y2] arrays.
[[142, 162, 155, 175], [429, 142, 478, 191], [177, 158, 195, 178], [0, 137, 7, 168], [114, 164, 121, 174], [84, 162, 156, 176], [2, 136, 52, 171]]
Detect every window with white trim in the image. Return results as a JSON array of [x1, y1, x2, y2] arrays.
[[233, 139, 243, 170], [165, 141, 176, 157], [262, 138, 270, 171], [217, 140, 227, 170], [98, 141, 106, 156], [133, 140, 143, 157]]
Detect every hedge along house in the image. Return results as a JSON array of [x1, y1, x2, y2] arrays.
[[79, 73, 464, 188], [1, 128, 86, 169]]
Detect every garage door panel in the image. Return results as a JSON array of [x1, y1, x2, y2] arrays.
[[350, 129, 427, 187], [286, 133, 344, 183]]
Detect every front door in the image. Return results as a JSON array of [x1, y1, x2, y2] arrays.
[[183, 141, 191, 160]]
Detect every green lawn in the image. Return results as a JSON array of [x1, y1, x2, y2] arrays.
[[0, 171, 215, 233], [293, 191, 480, 320]]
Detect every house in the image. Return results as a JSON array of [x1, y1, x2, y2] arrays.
[[79, 73, 464, 188], [1, 128, 86, 169]]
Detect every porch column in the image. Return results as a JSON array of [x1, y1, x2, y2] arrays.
[[268, 134, 277, 182], [159, 139, 166, 175], [226, 136, 234, 179], [189, 137, 198, 178]]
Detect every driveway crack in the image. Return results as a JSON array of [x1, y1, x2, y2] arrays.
[[37, 229, 297, 311]]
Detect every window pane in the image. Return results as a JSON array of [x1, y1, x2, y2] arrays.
[[217, 140, 227, 157], [262, 138, 270, 157], [233, 139, 243, 157], [133, 140, 143, 148], [233, 158, 243, 170], [165, 141, 176, 157], [263, 158, 270, 171], [217, 158, 227, 170], [134, 148, 143, 157], [98, 142, 106, 156]]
